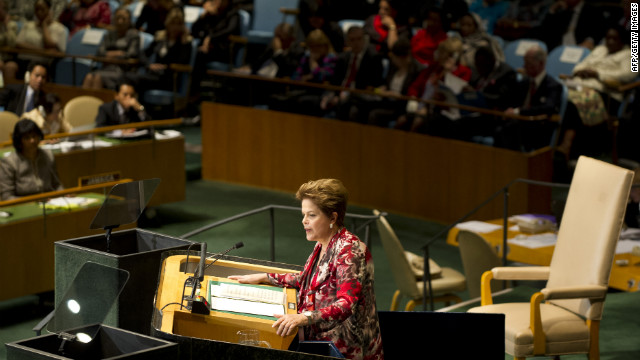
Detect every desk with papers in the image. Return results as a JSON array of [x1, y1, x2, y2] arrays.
[[447, 219, 640, 292]]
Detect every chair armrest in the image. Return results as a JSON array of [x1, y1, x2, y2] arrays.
[[169, 63, 192, 73], [228, 35, 248, 45], [541, 284, 607, 300], [492, 266, 550, 280], [530, 292, 546, 354], [480, 267, 550, 306], [33, 309, 55, 336]]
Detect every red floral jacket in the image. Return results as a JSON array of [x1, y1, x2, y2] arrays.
[[268, 228, 384, 360]]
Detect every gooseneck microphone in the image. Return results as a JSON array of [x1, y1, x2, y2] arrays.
[[195, 242, 207, 282], [203, 242, 244, 272]]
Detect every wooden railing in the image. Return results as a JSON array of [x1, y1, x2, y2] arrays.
[[0, 178, 132, 208]]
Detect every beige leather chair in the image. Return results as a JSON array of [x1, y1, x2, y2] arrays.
[[63, 96, 103, 129], [468, 156, 634, 360], [374, 209, 466, 311], [0, 111, 20, 143], [457, 230, 505, 299]]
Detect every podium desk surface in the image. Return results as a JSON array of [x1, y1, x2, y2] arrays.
[[155, 255, 300, 350], [447, 218, 640, 292]]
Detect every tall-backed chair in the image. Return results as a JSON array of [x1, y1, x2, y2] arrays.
[[63, 96, 104, 129], [546, 45, 590, 80], [468, 156, 634, 360], [374, 210, 466, 311], [457, 230, 504, 299], [0, 111, 20, 142]]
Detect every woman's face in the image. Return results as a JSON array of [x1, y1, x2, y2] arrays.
[[459, 15, 477, 37], [378, 1, 396, 18], [34, 1, 49, 21], [309, 43, 328, 61], [167, 17, 185, 37], [46, 103, 61, 123], [21, 132, 41, 154], [301, 198, 335, 243], [114, 9, 131, 32], [605, 28, 623, 54]]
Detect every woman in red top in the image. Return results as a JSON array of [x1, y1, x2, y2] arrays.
[[230, 179, 384, 360], [364, 0, 409, 55], [411, 7, 448, 66], [59, 0, 111, 37]]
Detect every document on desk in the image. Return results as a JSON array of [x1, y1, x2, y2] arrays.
[[615, 239, 640, 254], [209, 281, 285, 317], [42, 197, 100, 209], [456, 221, 503, 233], [508, 233, 557, 249]]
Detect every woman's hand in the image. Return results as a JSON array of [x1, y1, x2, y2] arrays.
[[228, 273, 268, 284], [272, 313, 307, 336]]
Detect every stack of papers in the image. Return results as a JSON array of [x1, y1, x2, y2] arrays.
[[42, 197, 99, 210], [209, 282, 285, 318], [508, 233, 557, 249], [456, 221, 503, 233]]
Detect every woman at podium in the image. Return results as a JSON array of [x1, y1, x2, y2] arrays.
[[230, 179, 384, 360], [0, 119, 63, 200]]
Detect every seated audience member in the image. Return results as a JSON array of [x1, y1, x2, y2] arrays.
[[624, 168, 640, 229], [0, 0, 19, 83], [58, 0, 111, 37], [396, 37, 472, 135], [296, 0, 344, 53], [433, 0, 469, 31], [95, 80, 150, 127], [494, 0, 552, 40], [455, 46, 519, 142], [468, 0, 510, 34], [321, 26, 384, 123], [134, 7, 192, 94], [533, 0, 605, 51], [411, 7, 447, 66], [14, 0, 67, 74], [269, 29, 338, 117], [0, 62, 47, 116], [497, 45, 562, 151], [8, 0, 65, 21], [364, 0, 410, 56], [83, 7, 140, 90], [368, 38, 424, 127], [20, 92, 72, 134], [556, 25, 636, 160], [191, 0, 240, 63], [243, 22, 303, 78], [456, 12, 504, 69], [0, 119, 63, 201], [134, 0, 172, 36]]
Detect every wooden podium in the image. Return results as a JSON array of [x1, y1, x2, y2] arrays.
[[154, 253, 301, 350]]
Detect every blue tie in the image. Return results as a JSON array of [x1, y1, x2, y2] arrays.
[[25, 93, 35, 112]]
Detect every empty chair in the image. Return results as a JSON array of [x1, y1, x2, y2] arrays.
[[0, 111, 20, 142], [503, 38, 547, 71], [63, 96, 104, 129], [247, 0, 299, 45], [457, 230, 504, 299], [55, 28, 107, 86], [374, 210, 466, 311], [468, 156, 634, 360], [546, 45, 591, 79]]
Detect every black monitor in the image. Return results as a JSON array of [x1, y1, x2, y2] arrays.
[[378, 311, 505, 359]]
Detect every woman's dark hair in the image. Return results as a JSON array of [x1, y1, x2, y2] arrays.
[[37, 93, 61, 116], [35, 0, 52, 9], [12, 119, 44, 153], [608, 24, 630, 45]]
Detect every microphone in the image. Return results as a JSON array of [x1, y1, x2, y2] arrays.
[[196, 242, 207, 281], [203, 242, 244, 272], [188, 242, 209, 315]]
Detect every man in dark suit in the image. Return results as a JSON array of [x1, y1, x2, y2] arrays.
[[95, 80, 151, 128], [0, 62, 48, 116], [322, 26, 384, 122], [497, 45, 563, 151]]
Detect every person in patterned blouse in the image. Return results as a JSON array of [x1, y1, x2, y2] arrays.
[[229, 179, 384, 360]]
